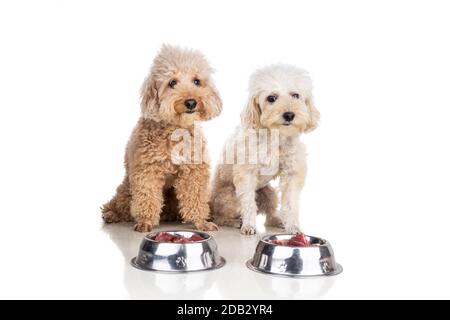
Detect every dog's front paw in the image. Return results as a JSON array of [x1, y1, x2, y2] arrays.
[[284, 224, 301, 234], [195, 221, 218, 231], [240, 224, 256, 235], [134, 222, 153, 233]]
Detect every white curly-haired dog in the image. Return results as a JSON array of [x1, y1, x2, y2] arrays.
[[210, 64, 320, 235]]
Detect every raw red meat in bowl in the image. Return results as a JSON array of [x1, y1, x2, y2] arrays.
[[153, 231, 205, 243], [269, 233, 317, 247]]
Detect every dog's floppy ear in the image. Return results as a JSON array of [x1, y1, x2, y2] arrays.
[[304, 94, 320, 133], [241, 95, 261, 129], [140, 74, 160, 121], [203, 81, 223, 120]]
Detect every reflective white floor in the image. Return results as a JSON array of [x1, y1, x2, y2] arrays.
[[0, 215, 339, 299], [101, 221, 338, 300], [1, 212, 450, 299]]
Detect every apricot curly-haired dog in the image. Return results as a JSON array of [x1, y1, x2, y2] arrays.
[[102, 45, 222, 232], [210, 64, 320, 235]]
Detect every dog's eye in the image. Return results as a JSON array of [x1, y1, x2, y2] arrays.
[[267, 95, 277, 103], [169, 79, 177, 88], [291, 93, 300, 99], [193, 78, 201, 86]]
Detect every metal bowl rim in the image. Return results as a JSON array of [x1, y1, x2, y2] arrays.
[[260, 233, 328, 247], [246, 259, 343, 278], [130, 256, 226, 273], [144, 229, 211, 244]]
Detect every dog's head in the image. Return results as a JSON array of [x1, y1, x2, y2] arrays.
[[140, 45, 222, 127], [241, 64, 320, 136]]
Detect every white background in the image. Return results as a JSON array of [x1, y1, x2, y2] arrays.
[[1, 0, 449, 299]]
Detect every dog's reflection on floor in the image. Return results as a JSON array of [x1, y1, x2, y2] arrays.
[[102, 223, 337, 299]]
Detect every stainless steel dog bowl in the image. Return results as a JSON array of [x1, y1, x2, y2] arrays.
[[131, 230, 225, 272], [247, 234, 342, 278]]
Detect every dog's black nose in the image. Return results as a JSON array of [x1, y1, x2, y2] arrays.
[[283, 112, 295, 122], [184, 99, 197, 110]]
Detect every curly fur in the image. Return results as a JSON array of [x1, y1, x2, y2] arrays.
[[210, 64, 319, 235], [102, 45, 222, 232]]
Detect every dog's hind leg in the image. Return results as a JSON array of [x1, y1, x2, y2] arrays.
[[256, 185, 283, 228], [101, 177, 133, 223], [210, 185, 241, 228], [214, 217, 242, 228]]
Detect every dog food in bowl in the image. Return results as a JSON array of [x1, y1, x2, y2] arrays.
[[269, 233, 314, 246], [153, 231, 204, 243]]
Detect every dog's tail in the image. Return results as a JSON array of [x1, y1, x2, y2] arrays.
[[101, 178, 133, 223]]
